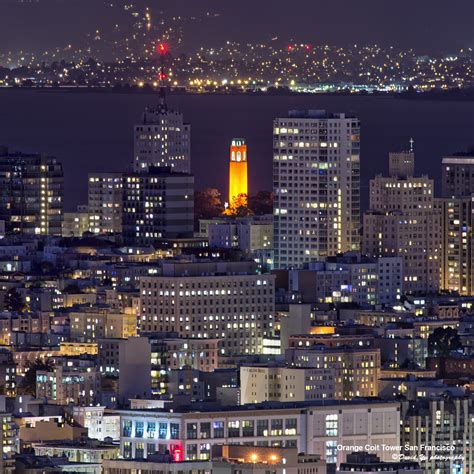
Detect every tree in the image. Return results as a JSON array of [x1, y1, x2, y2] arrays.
[[4, 288, 24, 312], [225, 193, 252, 217], [428, 327, 463, 357], [19, 358, 55, 396], [248, 191, 274, 215], [194, 188, 224, 222]]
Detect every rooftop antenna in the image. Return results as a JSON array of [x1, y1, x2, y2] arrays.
[[157, 42, 168, 111], [409, 137, 414, 153]]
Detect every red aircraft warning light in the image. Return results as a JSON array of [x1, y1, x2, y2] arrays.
[[157, 42, 168, 55]]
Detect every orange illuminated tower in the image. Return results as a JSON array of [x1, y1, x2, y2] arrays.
[[228, 138, 248, 205]]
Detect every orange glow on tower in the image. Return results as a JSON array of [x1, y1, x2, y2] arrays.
[[229, 138, 248, 205]]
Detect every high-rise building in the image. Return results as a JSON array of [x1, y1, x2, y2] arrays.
[[439, 153, 474, 295], [401, 395, 474, 474], [442, 152, 474, 198], [228, 138, 248, 205], [0, 147, 63, 235], [122, 168, 194, 246], [363, 152, 441, 294], [133, 102, 191, 174], [88, 173, 123, 234], [273, 110, 360, 269], [139, 260, 275, 355], [437, 196, 474, 294]]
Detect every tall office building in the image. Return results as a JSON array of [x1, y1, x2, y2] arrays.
[[363, 152, 441, 294], [139, 260, 275, 355], [0, 147, 63, 235], [122, 167, 194, 246], [439, 153, 474, 295], [88, 172, 123, 234], [228, 138, 248, 205], [133, 101, 191, 174], [273, 110, 360, 269]]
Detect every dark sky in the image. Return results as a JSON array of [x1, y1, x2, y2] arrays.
[[0, 0, 473, 57]]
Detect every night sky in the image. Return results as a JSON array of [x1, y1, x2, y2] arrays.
[[0, 0, 473, 57]]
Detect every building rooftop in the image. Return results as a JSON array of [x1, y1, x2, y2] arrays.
[[115, 397, 399, 415], [285, 110, 356, 119]]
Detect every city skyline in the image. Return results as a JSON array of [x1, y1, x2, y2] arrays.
[[0, 3, 473, 473]]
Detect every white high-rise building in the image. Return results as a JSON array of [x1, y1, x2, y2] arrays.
[[133, 101, 191, 173], [273, 110, 360, 269]]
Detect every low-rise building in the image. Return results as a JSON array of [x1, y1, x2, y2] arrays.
[[33, 440, 119, 465], [73, 406, 120, 441], [103, 446, 326, 474], [285, 345, 381, 399], [116, 399, 400, 466], [36, 364, 101, 407]]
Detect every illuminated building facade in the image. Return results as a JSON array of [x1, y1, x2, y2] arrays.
[[439, 154, 474, 295], [228, 138, 248, 205], [289, 254, 403, 306], [286, 345, 381, 399], [139, 260, 275, 355], [62, 207, 90, 237], [273, 110, 360, 269], [240, 365, 335, 404], [363, 152, 441, 294], [401, 395, 474, 474], [88, 172, 123, 234], [36, 364, 101, 407], [116, 400, 400, 464], [0, 412, 17, 473], [0, 147, 63, 236], [122, 168, 194, 246], [133, 104, 191, 174], [437, 196, 474, 295]]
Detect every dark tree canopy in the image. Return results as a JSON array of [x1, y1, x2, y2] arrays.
[[428, 327, 463, 357], [248, 191, 274, 215], [4, 288, 25, 313], [194, 188, 224, 222]]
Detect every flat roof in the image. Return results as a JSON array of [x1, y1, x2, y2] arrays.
[[115, 398, 400, 415]]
